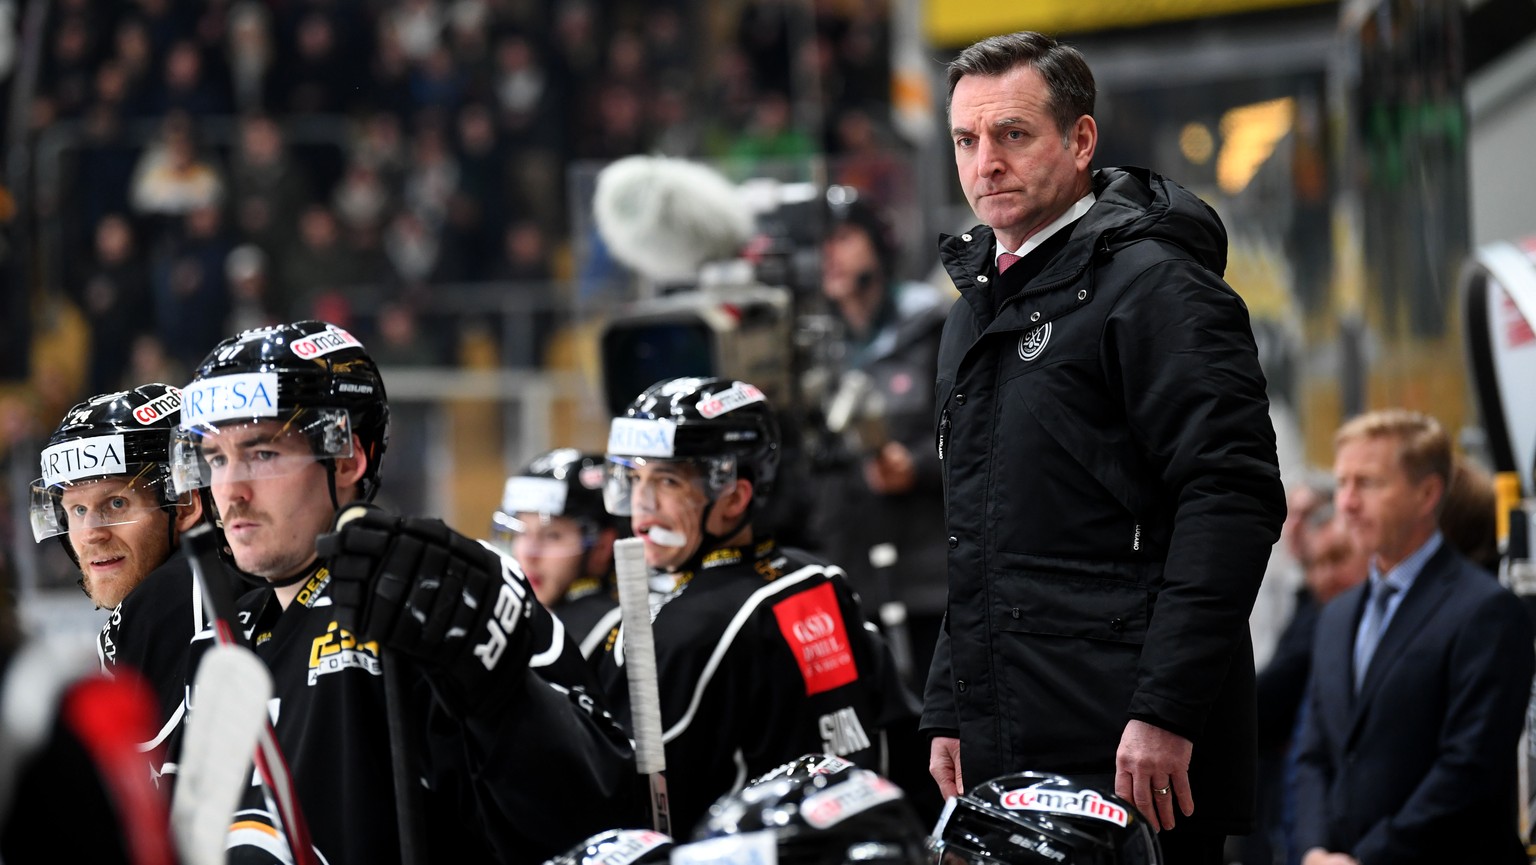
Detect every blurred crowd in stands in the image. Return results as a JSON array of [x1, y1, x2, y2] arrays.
[[28, 0, 907, 392]]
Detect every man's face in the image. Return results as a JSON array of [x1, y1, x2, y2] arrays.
[[821, 224, 881, 306], [1333, 436, 1439, 571], [511, 514, 588, 606], [1303, 517, 1369, 603], [201, 420, 335, 580], [61, 477, 173, 609], [950, 65, 1095, 250], [627, 460, 713, 572]]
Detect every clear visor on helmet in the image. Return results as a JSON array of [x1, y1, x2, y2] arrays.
[[602, 454, 737, 517], [29, 468, 184, 543], [171, 408, 354, 494]]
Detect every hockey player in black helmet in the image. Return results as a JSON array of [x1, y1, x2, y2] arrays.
[[670, 753, 932, 865], [596, 376, 919, 836], [932, 772, 1163, 865], [492, 449, 621, 656], [174, 320, 637, 863], [31, 382, 234, 785]]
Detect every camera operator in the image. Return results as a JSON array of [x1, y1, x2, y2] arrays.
[[806, 193, 949, 690]]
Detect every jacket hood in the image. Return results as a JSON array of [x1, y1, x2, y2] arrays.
[[1089, 166, 1228, 276]]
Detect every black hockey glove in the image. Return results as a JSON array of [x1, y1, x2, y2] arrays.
[[318, 506, 536, 716]]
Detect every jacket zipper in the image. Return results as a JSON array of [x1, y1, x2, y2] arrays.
[[938, 409, 950, 461]]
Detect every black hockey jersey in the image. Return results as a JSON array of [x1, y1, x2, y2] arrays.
[[552, 576, 621, 659], [222, 562, 637, 865], [96, 548, 229, 786], [592, 539, 919, 836]]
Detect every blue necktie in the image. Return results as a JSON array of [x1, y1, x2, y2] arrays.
[[1353, 582, 1400, 692]]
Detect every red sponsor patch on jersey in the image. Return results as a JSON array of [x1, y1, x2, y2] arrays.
[[773, 582, 858, 695]]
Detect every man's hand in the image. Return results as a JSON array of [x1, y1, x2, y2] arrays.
[[318, 508, 535, 716], [1114, 719, 1194, 832], [1301, 848, 1358, 865], [929, 736, 964, 798], [864, 442, 916, 494]]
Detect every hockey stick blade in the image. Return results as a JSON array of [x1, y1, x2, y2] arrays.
[[172, 644, 272, 865], [614, 537, 671, 836]]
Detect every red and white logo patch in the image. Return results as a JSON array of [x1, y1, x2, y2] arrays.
[[773, 583, 857, 696], [132, 387, 182, 425], [290, 325, 362, 360]]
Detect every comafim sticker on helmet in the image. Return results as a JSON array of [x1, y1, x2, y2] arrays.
[[181, 373, 281, 428], [800, 773, 904, 829], [773, 583, 857, 696], [696, 382, 765, 419], [999, 786, 1130, 827], [290, 325, 362, 359], [132, 386, 182, 425], [607, 418, 677, 457], [40, 433, 127, 484]]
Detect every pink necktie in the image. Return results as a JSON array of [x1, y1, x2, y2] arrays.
[[998, 252, 1022, 274]]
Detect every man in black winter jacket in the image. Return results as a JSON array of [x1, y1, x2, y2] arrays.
[[923, 32, 1286, 865]]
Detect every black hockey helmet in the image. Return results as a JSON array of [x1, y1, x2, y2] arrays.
[[674, 754, 932, 865], [31, 383, 188, 546], [172, 320, 389, 504], [933, 772, 1162, 865], [493, 448, 615, 545], [543, 829, 675, 865], [604, 376, 780, 516]]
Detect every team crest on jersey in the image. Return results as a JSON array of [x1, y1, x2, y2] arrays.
[[308, 621, 382, 685], [1018, 323, 1051, 362]]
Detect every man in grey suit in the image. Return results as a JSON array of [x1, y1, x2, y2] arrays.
[[1295, 409, 1533, 865]]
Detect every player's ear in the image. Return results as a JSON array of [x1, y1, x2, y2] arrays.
[[332, 433, 368, 494], [174, 491, 204, 533]]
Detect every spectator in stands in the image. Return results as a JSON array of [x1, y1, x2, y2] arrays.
[[1441, 454, 1499, 573], [109, 17, 155, 115], [383, 209, 440, 285], [230, 113, 309, 251], [130, 112, 223, 218], [225, 243, 280, 334], [152, 203, 232, 369], [280, 204, 358, 319], [333, 160, 393, 236], [153, 39, 229, 116], [76, 214, 153, 396], [45, 14, 96, 119], [226, 0, 273, 112], [274, 11, 351, 114], [726, 90, 815, 171], [402, 123, 459, 227]]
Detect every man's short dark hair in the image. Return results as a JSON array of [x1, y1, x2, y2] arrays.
[[946, 31, 1096, 141]]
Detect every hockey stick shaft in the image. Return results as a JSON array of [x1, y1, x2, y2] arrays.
[[613, 537, 671, 836], [182, 524, 320, 865], [333, 504, 426, 865]]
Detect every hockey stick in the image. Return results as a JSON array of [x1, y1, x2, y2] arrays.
[[172, 644, 272, 865], [180, 523, 320, 865], [333, 504, 426, 865], [614, 536, 672, 836]]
